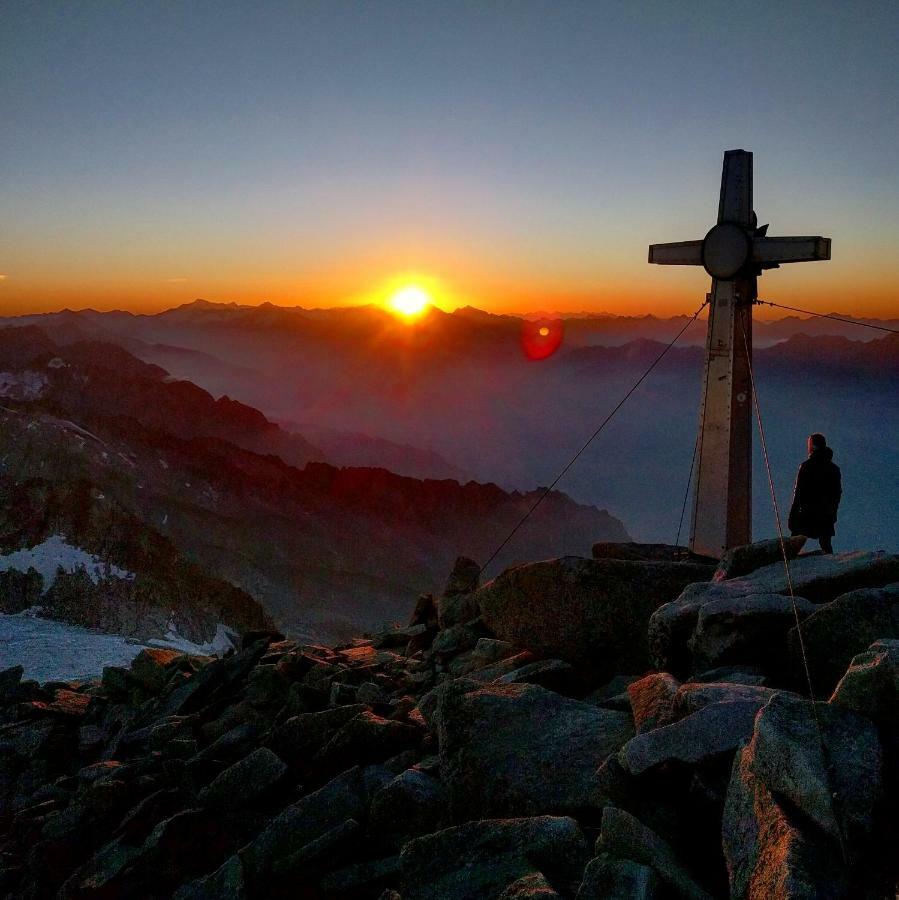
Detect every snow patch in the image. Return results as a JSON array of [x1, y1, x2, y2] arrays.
[[0, 613, 239, 682], [0, 370, 48, 400], [0, 613, 147, 681], [47, 417, 105, 445], [148, 620, 237, 656], [0, 535, 134, 591]]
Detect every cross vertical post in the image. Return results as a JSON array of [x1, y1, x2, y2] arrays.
[[648, 150, 831, 558], [692, 151, 754, 557]]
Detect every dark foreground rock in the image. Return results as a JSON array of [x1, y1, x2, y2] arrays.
[[401, 816, 590, 900], [650, 550, 899, 677], [437, 680, 633, 820], [723, 741, 850, 900], [789, 583, 899, 695], [477, 556, 715, 678], [2, 542, 899, 900], [713, 537, 807, 582]]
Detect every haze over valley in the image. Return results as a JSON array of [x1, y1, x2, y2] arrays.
[[6, 301, 895, 564], [0, 322, 630, 646]]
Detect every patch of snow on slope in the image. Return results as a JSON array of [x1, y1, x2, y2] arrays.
[[0, 535, 134, 591], [46, 416, 105, 445], [0, 613, 147, 681], [0, 370, 48, 400], [148, 620, 238, 656]]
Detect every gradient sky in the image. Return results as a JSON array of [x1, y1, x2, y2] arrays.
[[2, 1, 897, 317]]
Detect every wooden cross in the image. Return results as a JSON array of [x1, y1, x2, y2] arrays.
[[649, 149, 831, 557]]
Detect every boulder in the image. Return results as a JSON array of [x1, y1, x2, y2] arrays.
[[589, 674, 641, 702], [239, 765, 367, 881], [618, 700, 765, 776], [496, 659, 582, 696], [0, 665, 24, 699], [431, 620, 490, 658], [467, 637, 519, 667], [689, 592, 815, 676], [499, 871, 563, 898], [719, 551, 899, 602], [723, 744, 848, 899], [409, 592, 438, 629], [477, 556, 714, 678], [194, 723, 262, 763], [788, 584, 899, 696], [627, 673, 680, 733], [594, 755, 681, 844], [650, 552, 899, 677], [400, 816, 591, 900], [369, 767, 447, 847], [576, 857, 660, 899], [270, 818, 361, 877], [313, 710, 420, 772], [267, 704, 367, 762], [437, 557, 481, 628], [197, 747, 286, 809], [129, 648, 182, 693], [592, 542, 708, 563], [669, 682, 777, 721], [138, 808, 237, 888], [316, 854, 401, 896], [713, 537, 807, 582], [372, 623, 428, 649], [244, 664, 290, 709], [690, 665, 768, 686], [830, 639, 899, 727], [748, 692, 882, 852], [0, 719, 58, 760], [173, 855, 247, 900], [596, 806, 712, 900], [155, 639, 270, 719], [63, 808, 237, 898], [416, 676, 481, 732], [464, 650, 536, 684], [437, 681, 633, 820], [356, 681, 388, 704]]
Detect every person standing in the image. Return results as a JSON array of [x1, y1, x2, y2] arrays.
[[788, 433, 842, 554]]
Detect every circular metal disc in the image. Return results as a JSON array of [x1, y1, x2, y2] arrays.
[[701, 223, 751, 279]]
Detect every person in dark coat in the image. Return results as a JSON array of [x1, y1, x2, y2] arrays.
[[788, 433, 842, 553]]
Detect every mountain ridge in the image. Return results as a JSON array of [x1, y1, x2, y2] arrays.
[[0, 327, 629, 643]]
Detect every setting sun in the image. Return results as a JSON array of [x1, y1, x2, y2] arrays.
[[387, 285, 432, 320]]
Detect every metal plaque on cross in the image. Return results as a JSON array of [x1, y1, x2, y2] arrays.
[[649, 149, 831, 558]]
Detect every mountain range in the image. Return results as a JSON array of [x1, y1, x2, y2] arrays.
[[5, 300, 894, 551], [0, 325, 628, 644]]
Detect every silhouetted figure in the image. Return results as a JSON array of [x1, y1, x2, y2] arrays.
[[788, 433, 842, 554]]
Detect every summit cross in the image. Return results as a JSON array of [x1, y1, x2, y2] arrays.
[[649, 149, 831, 558]]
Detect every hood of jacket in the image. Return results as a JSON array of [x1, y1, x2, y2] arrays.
[[809, 446, 834, 463]]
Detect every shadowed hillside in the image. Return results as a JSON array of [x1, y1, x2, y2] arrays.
[[0, 327, 629, 643]]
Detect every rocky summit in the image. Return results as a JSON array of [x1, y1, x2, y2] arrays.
[[1, 542, 898, 899]]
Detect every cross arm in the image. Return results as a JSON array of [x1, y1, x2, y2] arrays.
[[648, 240, 703, 265], [752, 236, 831, 264]]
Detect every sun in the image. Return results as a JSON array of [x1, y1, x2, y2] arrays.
[[387, 285, 432, 320]]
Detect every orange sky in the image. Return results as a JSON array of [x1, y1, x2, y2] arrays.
[[4, 4, 898, 323], [1, 251, 895, 320]]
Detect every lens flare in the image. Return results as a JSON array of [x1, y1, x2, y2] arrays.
[[521, 318, 564, 360]]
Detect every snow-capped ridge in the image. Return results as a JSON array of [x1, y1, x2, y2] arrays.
[[0, 535, 134, 592]]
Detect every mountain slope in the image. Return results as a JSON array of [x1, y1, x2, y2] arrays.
[[0, 327, 630, 642], [6, 306, 894, 551]]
